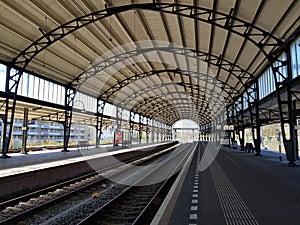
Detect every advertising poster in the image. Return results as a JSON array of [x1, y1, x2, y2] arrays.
[[114, 131, 123, 145]]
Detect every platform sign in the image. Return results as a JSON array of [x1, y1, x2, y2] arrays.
[[114, 131, 123, 145], [224, 125, 234, 130], [220, 131, 230, 146]]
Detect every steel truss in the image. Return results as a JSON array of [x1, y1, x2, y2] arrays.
[[117, 83, 223, 123], [97, 66, 238, 104], [70, 44, 256, 134], [130, 97, 180, 125], [258, 108, 283, 124], [87, 44, 254, 134], [13, 3, 281, 71], [98, 78, 217, 135], [120, 91, 196, 125], [1, 2, 291, 156], [36, 111, 65, 122], [84, 48, 248, 102]]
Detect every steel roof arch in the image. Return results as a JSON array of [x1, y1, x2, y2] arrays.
[[7, 2, 282, 98], [117, 84, 225, 112], [12, 2, 281, 68], [99, 68, 238, 104], [116, 83, 225, 124], [75, 45, 248, 96]]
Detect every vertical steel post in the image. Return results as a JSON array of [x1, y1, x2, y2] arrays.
[[129, 111, 135, 146], [246, 81, 261, 155], [62, 87, 75, 152], [20, 108, 29, 154], [139, 115, 144, 144], [96, 99, 105, 147], [146, 117, 151, 143], [271, 48, 298, 165], [237, 97, 245, 151], [1, 66, 22, 158], [116, 106, 123, 132], [151, 120, 155, 143], [1, 67, 11, 158]]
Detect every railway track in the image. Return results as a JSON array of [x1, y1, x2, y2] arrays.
[[0, 142, 186, 225], [0, 142, 176, 211], [79, 143, 197, 225]]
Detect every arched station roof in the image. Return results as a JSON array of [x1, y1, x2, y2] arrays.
[[0, 0, 299, 125]]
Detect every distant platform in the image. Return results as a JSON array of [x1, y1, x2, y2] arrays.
[[0, 142, 170, 178]]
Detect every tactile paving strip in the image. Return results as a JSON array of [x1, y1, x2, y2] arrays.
[[209, 161, 259, 225]]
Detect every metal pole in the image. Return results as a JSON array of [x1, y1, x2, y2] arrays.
[[20, 108, 29, 154], [278, 131, 282, 161]]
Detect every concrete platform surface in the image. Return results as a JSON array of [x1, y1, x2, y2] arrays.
[[168, 143, 300, 225], [0, 142, 167, 179]]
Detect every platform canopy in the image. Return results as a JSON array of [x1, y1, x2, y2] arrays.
[[0, 0, 299, 125]]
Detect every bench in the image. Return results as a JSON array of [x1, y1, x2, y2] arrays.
[[77, 140, 89, 150], [245, 142, 254, 153]]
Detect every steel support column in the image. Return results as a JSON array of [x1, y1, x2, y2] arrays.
[[157, 122, 161, 142], [146, 130, 150, 143], [116, 106, 123, 131], [129, 111, 135, 146], [231, 105, 237, 146], [96, 100, 105, 147], [151, 122, 155, 143], [139, 115, 144, 144], [237, 97, 245, 151], [114, 106, 123, 146], [62, 88, 75, 152], [225, 107, 232, 146], [146, 118, 151, 143], [271, 49, 299, 165], [247, 81, 261, 156], [1, 66, 22, 158], [20, 108, 29, 154]]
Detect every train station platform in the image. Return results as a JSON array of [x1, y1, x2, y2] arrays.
[[0, 142, 168, 178], [0, 142, 177, 201], [164, 143, 300, 225]]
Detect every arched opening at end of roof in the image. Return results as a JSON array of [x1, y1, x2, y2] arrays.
[[172, 119, 199, 143]]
